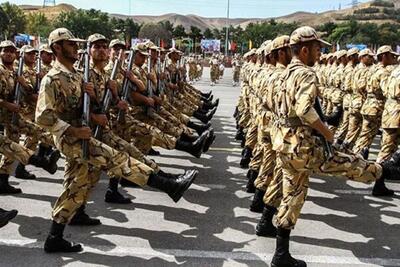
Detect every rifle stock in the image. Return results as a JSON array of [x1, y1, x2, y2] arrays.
[[81, 41, 91, 160], [12, 51, 25, 125], [117, 49, 135, 123]]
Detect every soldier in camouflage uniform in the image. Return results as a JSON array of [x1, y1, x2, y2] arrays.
[[269, 26, 399, 267], [353, 46, 398, 167], [343, 49, 375, 149], [232, 54, 241, 86], [334, 48, 360, 144], [37, 28, 198, 253]]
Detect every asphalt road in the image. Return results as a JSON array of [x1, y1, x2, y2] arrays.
[[0, 67, 399, 267]]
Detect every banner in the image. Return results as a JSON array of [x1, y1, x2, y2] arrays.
[[131, 38, 149, 47], [200, 39, 221, 52]]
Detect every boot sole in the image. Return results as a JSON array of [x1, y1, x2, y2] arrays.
[[171, 173, 197, 203]]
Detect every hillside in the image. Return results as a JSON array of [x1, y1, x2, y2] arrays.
[[19, 0, 400, 30]]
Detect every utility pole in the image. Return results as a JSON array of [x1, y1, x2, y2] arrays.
[[224, 0, 230, 56]]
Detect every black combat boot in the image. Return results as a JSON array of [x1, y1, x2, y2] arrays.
[[0, 208, 18, 228], [187, 120, 211, 135], [193, 110, 213, 124], [200, 91, 212, 98], [202, 99, 219, 110], [233, 106, 239, 118], [256, 205, 277, 237], [203, 128, 216, 153], [147, 170, 198, 203], [105, 178, 132, 204], [389, 148, 400, 166], [201, 95, 213, 102], [120, 178, 140, 187], [0, 174, 22, 194], [44, 221, 83, 253], [325, 106, 343, 127], [235, 127, 245, 141], [241, 138, 246, 148], [246, 169, 258, 193], [271, 228, 307, 267], [27, 154, 59, 175], [250, 189, 266, 213], [69, 205, 101, 226], [37, 143, 48, 158], [240, 147, 252, 169], [175, 131, 209, 158], [360, 147, 369, 160], [180, 132, 200, 143], [148, 148, 161, 156], [15, 163, 36, 180]]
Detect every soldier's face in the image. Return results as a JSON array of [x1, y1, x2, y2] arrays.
[[57, 41, 79, 63], [41, 51, 53, 65], [0, 47, 16, 64], [306, 41, 321, 66], [135, 53, 146, 66], [91, 41, 109, 61], [111, 47, 125, 61], [151, 49, 157, 60], [24, 51, 36, 65]]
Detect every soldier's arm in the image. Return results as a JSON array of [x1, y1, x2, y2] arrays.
[[35, 75, 71, 140]]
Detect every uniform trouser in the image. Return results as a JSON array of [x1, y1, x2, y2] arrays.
[[276, 142, 381, 230], [0, 134, 34, 171], [163, 100, 191, 125], [244, 122, 258, 149], [158, 107, 194, 136], [344, 112, 362, 148], [334, 108, 350, 141], [111, 114, 176, 154], [134, 110, 183, 138], [377, 128, 400, 163], [233, 71, 240, 83], [353, 115, 381, 154], [263, 160, 283, 208], [102, 128, 159, 172], [249, 112, 270, 171], [254, 141, 276, 191], [51, 136, 153, 224], [0, 119, 54, 175]]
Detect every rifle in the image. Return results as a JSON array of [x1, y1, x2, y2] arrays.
[[12, 51, 25, 125], [156, 50, 162, 96], [146, 50, 155, 116], [314, 97, 334, 160], [93, 50, 123, 139], [34, 50, 41, 93], [81, 41, 91, 160], [116, 49, 135, 123]]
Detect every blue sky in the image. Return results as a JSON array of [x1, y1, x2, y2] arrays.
[[2, 0, 369, 18]]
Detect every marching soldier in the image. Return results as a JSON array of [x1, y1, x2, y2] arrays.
[[37, 28, 198, 253], [269, 26, 399, 267]]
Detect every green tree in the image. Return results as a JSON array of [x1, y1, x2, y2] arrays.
[[138, 22, 172, 43], [26, 12, 52, 38], [203, 28, 213, 39], [53, 9, 112, 39], [173, 24, 186, 38], [1, 2, 26, 39]]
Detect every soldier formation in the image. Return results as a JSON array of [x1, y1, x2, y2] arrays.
[[234, 26, 400, 267], [0, 28, 219, 253]]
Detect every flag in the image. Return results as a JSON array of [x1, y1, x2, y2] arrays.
[[160, 39, 165, 48], [230, 41, 237, 51], [336, 42, 340, 51], [172, 39, 176, 48], [249, 40, 253, 49]]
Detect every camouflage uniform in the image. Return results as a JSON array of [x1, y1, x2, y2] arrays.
[[353, 62, 392, 154], [36, 60, 154, 224], [275, 58, 381, 229], [377, 64, 400, 162]]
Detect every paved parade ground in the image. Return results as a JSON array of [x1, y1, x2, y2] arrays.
[[0, 68, 399, 267]]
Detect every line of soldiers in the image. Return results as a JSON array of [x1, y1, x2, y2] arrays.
[[209, 54, 225, 86], [187, 54, 203, 84], [0, 28, 220, 252], [234, 26, 400, 267]]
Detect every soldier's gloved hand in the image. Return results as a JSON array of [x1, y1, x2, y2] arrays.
[[30, 93, 38, 102], [39, 71, 46, 79], [83, 82, 96, 99], [66, 126, 92, 140], [4, 102, 20, 113], [116, 100, 129, 111], [90, 113, 109, 127], [153, 96, 162, 105], [145, 97, 155, 107]]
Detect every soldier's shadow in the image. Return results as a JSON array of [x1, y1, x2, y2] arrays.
[[292, 174, 400, 265]]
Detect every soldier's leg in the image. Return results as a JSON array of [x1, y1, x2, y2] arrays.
[[353, 115, 381, 156], [377, 128, 399, 163], [334, 108, 350, 142], [240, 120, 258, 168], [344, 112, 363, 148]]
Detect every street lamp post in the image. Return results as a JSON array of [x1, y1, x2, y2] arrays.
[[225, 0, 230, 56]]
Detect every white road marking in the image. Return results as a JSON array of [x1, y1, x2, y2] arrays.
[[0, 238, 398, 266]]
